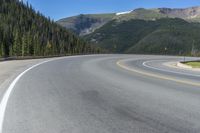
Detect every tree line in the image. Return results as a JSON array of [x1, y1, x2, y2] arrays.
[[0, 0, 101, 58]]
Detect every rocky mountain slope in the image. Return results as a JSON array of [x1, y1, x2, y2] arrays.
[[57, 14, 115, 36]]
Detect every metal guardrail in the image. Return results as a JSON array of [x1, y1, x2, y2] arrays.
[[0, 55, 68, 62], [0, 54, 93, 62]]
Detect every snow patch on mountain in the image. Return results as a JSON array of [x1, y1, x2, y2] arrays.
[[116, 10, 133, 16]]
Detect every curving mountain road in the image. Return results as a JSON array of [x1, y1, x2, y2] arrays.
[[2, 54, 200, 133]]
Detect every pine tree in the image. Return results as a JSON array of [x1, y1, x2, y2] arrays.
[[0, 0, 100, 58]]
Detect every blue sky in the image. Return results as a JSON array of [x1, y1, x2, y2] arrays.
[[24, 0, 200, 21]]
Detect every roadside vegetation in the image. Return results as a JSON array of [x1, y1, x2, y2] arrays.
[[184, 61, 200, 68]]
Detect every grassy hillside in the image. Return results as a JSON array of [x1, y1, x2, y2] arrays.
[[85, 18, 200, 56], [0, 0, 100, 58]]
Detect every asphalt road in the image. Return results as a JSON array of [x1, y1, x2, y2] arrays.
[[2, 54, 200, 133]]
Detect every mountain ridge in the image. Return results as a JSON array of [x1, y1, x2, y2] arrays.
[[57, 6, 200, 36]]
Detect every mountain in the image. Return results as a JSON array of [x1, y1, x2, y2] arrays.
[[57, 14, 115, 36], [84, 18, 200, 56], [159, 7, 200, 21], [56, 6, 200, 56], [57, 6, 200, 36], [0, 0, 100, 58]]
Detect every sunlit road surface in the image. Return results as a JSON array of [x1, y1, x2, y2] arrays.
[[2, 55, 200, 133]]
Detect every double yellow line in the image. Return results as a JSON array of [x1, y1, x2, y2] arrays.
[[116, 60, 200, 87]]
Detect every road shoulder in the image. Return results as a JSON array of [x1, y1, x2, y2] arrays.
[[0, 58, 50, 99]]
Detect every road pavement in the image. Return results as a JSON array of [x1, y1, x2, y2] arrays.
[[2, 54, 200, 133]]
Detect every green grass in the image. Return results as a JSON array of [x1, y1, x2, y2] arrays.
[[185, 62, 200, 68]]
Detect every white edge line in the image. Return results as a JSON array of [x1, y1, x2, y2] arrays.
[[0, 55, 94, 133], [143, 60, 200, 77]]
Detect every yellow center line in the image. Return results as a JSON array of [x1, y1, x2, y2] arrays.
[[116, 60, 200, 87]]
